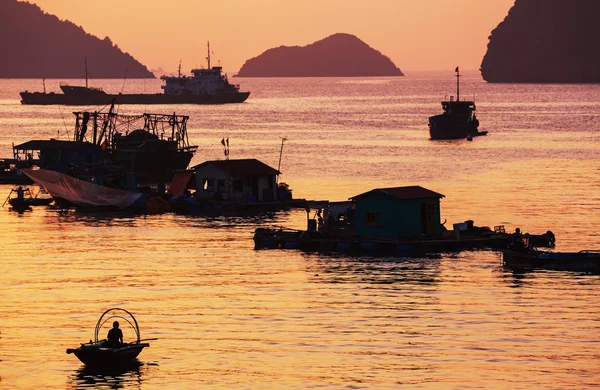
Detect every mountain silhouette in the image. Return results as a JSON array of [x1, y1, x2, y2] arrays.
[[236, 33, 403, 77], [0, 0, 154, 78], [481, 0, 600, 83]]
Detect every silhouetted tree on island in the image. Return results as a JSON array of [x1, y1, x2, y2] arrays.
[[236, 33, 403, 77], [481, 0, 600, 83], [0, 0, 154, 78]]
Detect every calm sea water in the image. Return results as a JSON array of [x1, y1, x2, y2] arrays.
[[0, 72, 599, 389]]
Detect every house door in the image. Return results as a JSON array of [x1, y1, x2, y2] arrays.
[[252, 177, 259, 199], [420, 203, 436, 235]]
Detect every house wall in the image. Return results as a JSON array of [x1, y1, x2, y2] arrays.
[[194, 165, 277, 201], [257, 176, 277, 201], [355, 195, 441, 238], [194, 165, 229, 200]]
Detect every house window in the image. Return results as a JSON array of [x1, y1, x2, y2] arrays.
[[365, 211, 384, 227], [203, 179, 213, 192], [217, 180, 226, 192]]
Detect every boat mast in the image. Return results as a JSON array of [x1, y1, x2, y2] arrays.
[[206, 41, 211, 69], [85, 55, 88, 89], [455, 66, 460, 101]]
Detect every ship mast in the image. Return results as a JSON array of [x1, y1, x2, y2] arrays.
[[85, 55, 89, 89], [455, 66, 460, 101], [206, 41, 211, 69]]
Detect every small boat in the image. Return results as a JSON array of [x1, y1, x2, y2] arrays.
[[428, 67, 488, 140], [66, 308, 153, 367], [2, 185, 53, 211], [502, 248, 600, 272], [20, 169, 144, 210]]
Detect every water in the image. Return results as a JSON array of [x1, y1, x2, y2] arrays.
[[0, 72, 599, 389]]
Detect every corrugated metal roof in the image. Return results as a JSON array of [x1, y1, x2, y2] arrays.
[[191, 158, 280, 177], [350, 186, 445, 200]]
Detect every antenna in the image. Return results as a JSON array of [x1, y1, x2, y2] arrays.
[[455, 66, 460, 101], [277, 137, 287, 184], [206, 41, 211, 69], [178, 60, 181, 78]]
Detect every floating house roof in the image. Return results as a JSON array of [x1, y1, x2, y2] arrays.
[[14, 139, 99, 150], [191, 158, 280, 177], [350, 186, 445, 201]]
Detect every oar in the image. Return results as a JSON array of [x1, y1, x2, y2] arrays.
[[139, 338, 159, 342]]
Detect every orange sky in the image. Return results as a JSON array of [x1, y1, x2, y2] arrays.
[[28, 0, 514, 74]]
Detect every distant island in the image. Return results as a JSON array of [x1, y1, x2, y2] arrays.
[[480, 0, 600, 83], [0, 0, 154, 78], [236, 33, 403, 77]]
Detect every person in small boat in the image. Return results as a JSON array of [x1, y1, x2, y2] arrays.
[[510, 228, 527, 252], [106, 321, 124, 348]]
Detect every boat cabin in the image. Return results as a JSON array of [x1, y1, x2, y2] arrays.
[[192, 158, 280, 201], [349, 186, 445, 239], [441, 98, 476, 120]]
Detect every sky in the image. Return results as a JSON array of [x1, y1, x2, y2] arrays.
[[28, 0, 515, 74]]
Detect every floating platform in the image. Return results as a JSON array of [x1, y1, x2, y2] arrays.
[[253, 228, 555, 256]]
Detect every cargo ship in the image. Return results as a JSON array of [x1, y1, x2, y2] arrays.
[[19, 43, 250, 105]]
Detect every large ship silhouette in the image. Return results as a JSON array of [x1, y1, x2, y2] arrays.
[[20, 43, 250, 105]]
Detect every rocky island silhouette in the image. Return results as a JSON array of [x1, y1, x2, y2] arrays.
[[0, 0, 154, 78], [236, 33, 403, 77], [481, 0, 600, 83]]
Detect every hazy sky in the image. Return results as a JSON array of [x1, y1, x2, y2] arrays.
[[28, 0, 515, 74]]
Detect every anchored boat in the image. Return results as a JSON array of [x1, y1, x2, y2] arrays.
[[20, 42, 249, 105], [428, 67, 488, 140], [502, 249, 600, 272], [66, 308, 154, 367]]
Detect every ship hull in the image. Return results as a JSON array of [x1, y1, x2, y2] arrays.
[[20, 91, 250, 105], [428, 114, 487, 140]]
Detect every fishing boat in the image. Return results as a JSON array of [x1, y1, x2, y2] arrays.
[[3, 185, 53, 212], [66, 308, 153, 367], [428, 67, 488, 140], [12, 101, 197, 185], [19, 43, 250, 105], [19, 168, 144, 210], [502, 248, 600, 272]]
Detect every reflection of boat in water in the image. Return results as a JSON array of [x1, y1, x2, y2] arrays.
[[428, 67, 488, 140], [502, 249, 600, 272], [20, 43, 249, 105], [73, 361, 143, 389], [66, 308, 153, 367]]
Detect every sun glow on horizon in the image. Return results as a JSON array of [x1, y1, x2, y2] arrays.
[[26, 0, 514, 74]]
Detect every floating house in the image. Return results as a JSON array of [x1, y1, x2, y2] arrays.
[[191, 159, 280, 201], [13, 140, 104, 173], [349, 186, 445, 238]]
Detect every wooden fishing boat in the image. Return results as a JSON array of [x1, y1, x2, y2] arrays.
[[502, 249, 600, 272], [66, 308, 154, 367], [3, 185, 53, 212]]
